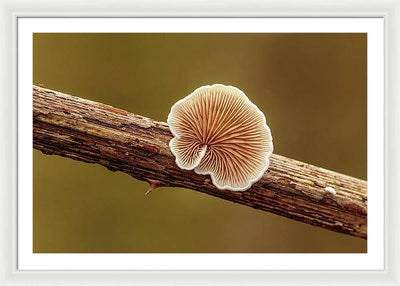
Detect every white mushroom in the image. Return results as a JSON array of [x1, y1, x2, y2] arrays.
[[324, 186, 336, 195], [167, 84, 273, 191]]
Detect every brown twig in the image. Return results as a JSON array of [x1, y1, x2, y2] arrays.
[[32, 85, 367, 239]]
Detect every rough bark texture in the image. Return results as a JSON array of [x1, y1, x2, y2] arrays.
[[33, 85, 367, 239]]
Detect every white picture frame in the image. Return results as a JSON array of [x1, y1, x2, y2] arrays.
[[1, 0, 399, 285]]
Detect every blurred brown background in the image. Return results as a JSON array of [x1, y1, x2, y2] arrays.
[[33, 33, 367, 253]]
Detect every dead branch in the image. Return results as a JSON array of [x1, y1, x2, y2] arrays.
[[33, 85, 367, 239]]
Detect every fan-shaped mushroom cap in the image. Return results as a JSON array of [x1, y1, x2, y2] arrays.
[[167, 84, 273, 191]]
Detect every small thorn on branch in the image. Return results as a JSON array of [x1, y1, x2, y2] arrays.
[[145, 179, 163, 196]]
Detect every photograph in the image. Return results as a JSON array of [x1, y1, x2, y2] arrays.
[[32, 32, 367, 254]]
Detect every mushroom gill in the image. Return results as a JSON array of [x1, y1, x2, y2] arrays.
[[167, 84, 273, 191]]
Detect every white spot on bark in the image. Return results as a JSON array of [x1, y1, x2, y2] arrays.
[[324, 186, 336, 195]]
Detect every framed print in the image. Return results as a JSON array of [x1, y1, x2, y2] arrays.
[[1, 0, 399, 285]]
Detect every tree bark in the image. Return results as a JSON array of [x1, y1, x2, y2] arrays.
[[33, 85, 367, 239]]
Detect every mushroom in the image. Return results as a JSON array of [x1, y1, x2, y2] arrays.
[[167, 84, 273, 191]]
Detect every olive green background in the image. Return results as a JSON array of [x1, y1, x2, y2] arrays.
[[33, 33, 367, 253]]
